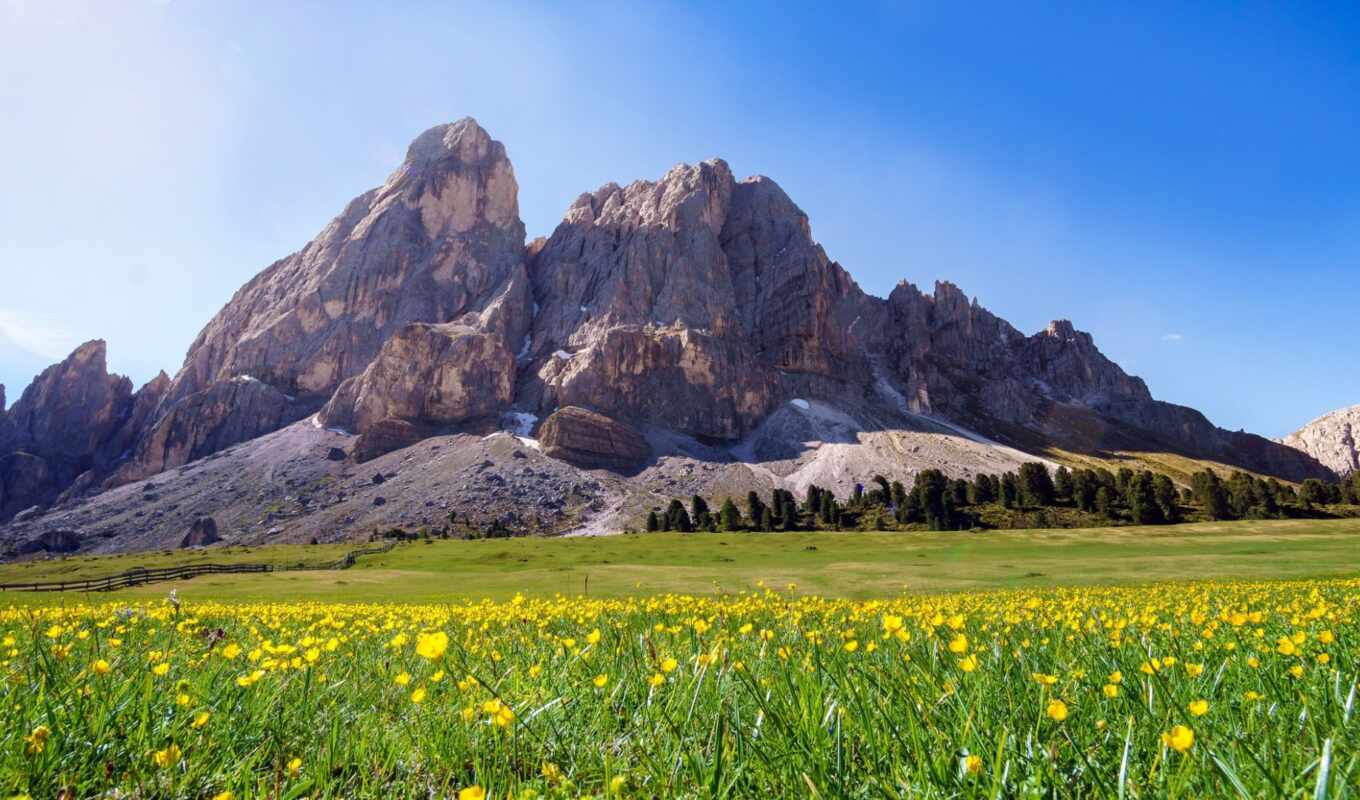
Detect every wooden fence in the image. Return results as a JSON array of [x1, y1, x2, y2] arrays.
[[0, 541, 397, 593]]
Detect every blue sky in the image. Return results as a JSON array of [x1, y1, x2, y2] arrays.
[[1, 1, 1356, 436]]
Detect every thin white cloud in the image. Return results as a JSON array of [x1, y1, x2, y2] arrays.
[[0, 308, 81, 360], [1161, 333, 1185, 342]]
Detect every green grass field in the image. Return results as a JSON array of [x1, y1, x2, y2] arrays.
[[4, 517, 1359, 604], [7, 518, 1360, 796]]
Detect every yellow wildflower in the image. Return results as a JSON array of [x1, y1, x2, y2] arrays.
[[152, 744, 182, 769], [416, 631, 449, 660], [1162, 725, 1194, 752]]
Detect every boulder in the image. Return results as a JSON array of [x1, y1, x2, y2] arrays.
[[180, 516, 220, 548], [11, 504, 44, 523], [16, 529, 80, 555], [539, 406, 650, 470], [352, 418, 427, 463]]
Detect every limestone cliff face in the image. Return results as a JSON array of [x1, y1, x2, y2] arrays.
[[116, 118, 530, 477], [0, 341, 165, 518], [114, 376, 305, 484], [5, 341, 133, 461], [169, 118, 524, 403], [1283, 405, 1360, 477], [878, 282, 1155, 425], [0, 119, 1335, 521], [319, 317, 518, 435], [523, 159, 871, 439], [874, 281, 1326, 480]]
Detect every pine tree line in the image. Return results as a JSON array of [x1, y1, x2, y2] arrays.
[[642, 463, 1360, 534]]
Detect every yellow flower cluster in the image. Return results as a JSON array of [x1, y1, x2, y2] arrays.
[[2, 576, 1355, 796]]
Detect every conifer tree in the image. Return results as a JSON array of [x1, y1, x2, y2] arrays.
[[746, 491, 764, 528], [1000, 472, 1019, 509], [1054, 466, 1073, 502], [782, 496, 799, 530], [690, 495, 710, 529], [665, 499, 693, 532], [1095, 486, 1115, 519], [720, 498, 741, 531], [1018, 463, 1055, 507]]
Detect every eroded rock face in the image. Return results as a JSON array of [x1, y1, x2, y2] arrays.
[[322, 322, 514, 430], [540, 406, 650, 470], [115, 377, 306, 484], [180, 516, 220, 548], [107, 118, 530, 483], [524, 158, 871, 439], [879, 281, 1154, 423], [4, 341, 133, 462], [0, 342, 170, 518], [542, 325, 779, 440], [1, 452, 53, 520], [0, 120, 1335, 525], [318, 259, 529, 442], [874, 281, 1329, 481], [169, 118, 525, 404], [1283, 405, 1360, 477]]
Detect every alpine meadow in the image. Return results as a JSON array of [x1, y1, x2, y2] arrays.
[[3, 3, 1359, 798]]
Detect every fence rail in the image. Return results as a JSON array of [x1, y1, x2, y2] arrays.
[[0, 541, 397, 593]]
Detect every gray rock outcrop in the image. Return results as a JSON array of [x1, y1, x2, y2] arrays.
[[180, 516, 220, 548], [0, 341, 168, 519], [114, 117, 530, 481], [1283, 405, 1360, 477], [522, 158, 870, 439]]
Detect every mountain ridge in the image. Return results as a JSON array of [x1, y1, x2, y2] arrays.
[[0, 117, 1334, 549]]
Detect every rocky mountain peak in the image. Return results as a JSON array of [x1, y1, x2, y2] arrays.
[[6, 340, 132, 458], [142, 371, 171, 395], [1043, 319, 1080, 340], [403, 117, 498, 166], [112, 117, 531, 481], [0, 119, 1336, 532], [393, 117, 520, 241], [1282, 404, 1360, 477], [0, 339, 155, 519], [520, 156, 871, 440]]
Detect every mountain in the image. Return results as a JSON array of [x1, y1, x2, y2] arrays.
[[0, 118, 1334, 554], [1282, 405, 1360, 477], [109, 119, 529, 485], [0, 340, 168, 520]]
